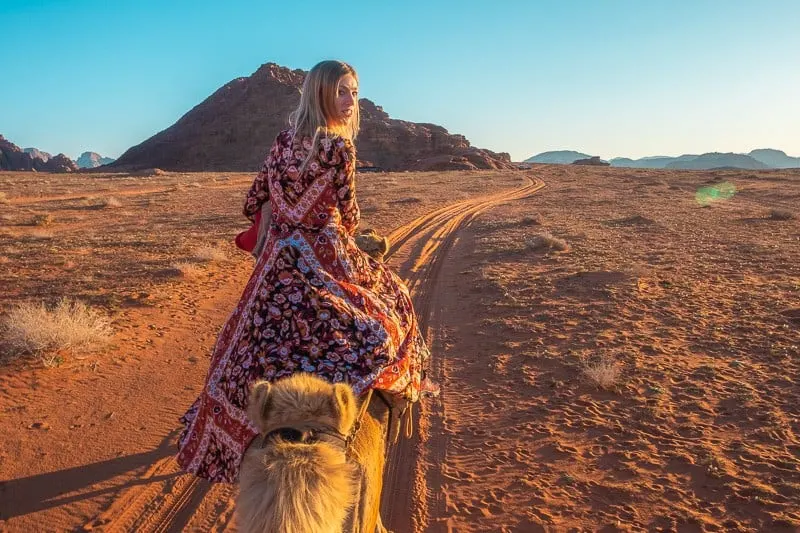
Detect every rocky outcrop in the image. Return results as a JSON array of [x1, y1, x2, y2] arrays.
[[77, 151, 116, 168], [23, 148, 51, 162], [572, 156, 610, 166], [1, 135, 78, 172], [46, 154, 80, 172], [109, 62, 513, 172]]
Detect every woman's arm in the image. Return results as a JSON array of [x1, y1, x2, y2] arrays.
[[243, 156, 272, 222], [244, 133, 284, 221], [333, 139, 360, 236], [252, 201, 272, 258]]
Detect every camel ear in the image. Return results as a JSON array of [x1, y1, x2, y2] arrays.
[[332, 383, 356, 431], [247, 380, 273, 432]]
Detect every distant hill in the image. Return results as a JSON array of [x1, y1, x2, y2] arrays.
[[524, 150, 591, 164], [748, 149, 800, 169], [610, 155, 699, 169], [536, 148, 798, 170], [77, 151, 115, 168], [666, 153, 770, 170]]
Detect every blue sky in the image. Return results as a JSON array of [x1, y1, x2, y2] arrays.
[[2, 0, 798, 161]]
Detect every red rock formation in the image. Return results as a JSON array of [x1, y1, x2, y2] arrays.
[[1, 135, 77, 172], [110, 63, 512, 172], [572, 156, 610, 167]]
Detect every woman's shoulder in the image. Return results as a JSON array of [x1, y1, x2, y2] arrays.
[[318, 133, 355, 167]]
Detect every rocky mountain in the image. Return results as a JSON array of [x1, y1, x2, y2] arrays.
[[1, 135, 78, 172], [77, 151, 116, 168], [23, 147, 51, 162], [748, 149, 800, 169], [109, 62, 513, 172], [524, 150, 591, 164]]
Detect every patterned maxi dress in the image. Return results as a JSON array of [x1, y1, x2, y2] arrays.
[[177, 129, 431, 483]]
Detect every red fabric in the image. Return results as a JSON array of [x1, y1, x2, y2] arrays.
[[234, 210, 261, 253]]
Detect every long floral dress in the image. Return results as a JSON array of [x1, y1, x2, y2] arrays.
[[177, 128, 430, 483]]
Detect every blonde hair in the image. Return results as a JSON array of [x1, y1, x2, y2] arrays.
[[289, 60, 360, 171]]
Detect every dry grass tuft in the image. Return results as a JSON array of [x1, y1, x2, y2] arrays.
[[193, 245, 227, 263], [527, 232, 569, 252], [32, 213, 53, 226], [173, 261, 203, 277], [769, 209, 795, 221], [582, 355, 622, 390], [29, 230, 54, 240], [99, 197, 123, 208], [2, 299, 113, 362]]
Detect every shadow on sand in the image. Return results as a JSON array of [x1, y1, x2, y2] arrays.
[[0, 429, 182, 520]]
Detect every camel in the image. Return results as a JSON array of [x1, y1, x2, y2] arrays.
[[237, 373, 396, 533]]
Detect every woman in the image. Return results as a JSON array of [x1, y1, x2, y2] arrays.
[[177, 60, 435, 483]]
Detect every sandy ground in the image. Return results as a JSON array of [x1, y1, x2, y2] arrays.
[[0, 165, 798, 532]]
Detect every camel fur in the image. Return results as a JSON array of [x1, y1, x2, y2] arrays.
[[237, 373, 390, 533], [354, 228, 390, 262]]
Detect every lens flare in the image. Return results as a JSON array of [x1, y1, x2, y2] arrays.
[[695, 181, 736, 206]]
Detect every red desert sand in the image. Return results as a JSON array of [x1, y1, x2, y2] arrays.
[[0, 165, 798, 532]]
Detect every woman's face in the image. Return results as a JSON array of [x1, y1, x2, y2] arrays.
[[334, 74, 358, 125]]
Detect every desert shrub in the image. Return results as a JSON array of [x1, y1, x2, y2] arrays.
[[173, 261, 203, 277], [100, 197, 122, 208], [32, 213, 53, 226], [582, 355, 621, 390], [3, 299, 113, 363], [0, 192, 9, 204], [769, 209, 795, 221], [193, 245, 227, 263], [28, 230, 54, 240], [527, 232, 569, 252]]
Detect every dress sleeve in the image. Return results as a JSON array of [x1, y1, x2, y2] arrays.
[[243, 136, 281, 222], [333, 138, 360, 235]]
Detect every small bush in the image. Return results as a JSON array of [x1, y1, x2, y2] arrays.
[[769, 209, 795, 221], [3, 299, 113, 361], [100, 197, 122, 208], [28, 230, 54, 240], [32, 214, 53, 226], [193, 246, 227, 263], [582, 356, 621, 390], [173, 262, 203, 277], [527, 232, 569, 252]]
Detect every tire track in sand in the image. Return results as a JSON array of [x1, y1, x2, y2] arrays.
[[381, 174, 544, 533], [86, 173, 543, 533]]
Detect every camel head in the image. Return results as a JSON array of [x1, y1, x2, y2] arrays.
[[247, 373, 357, 442], [238, 374, 363, 533]]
